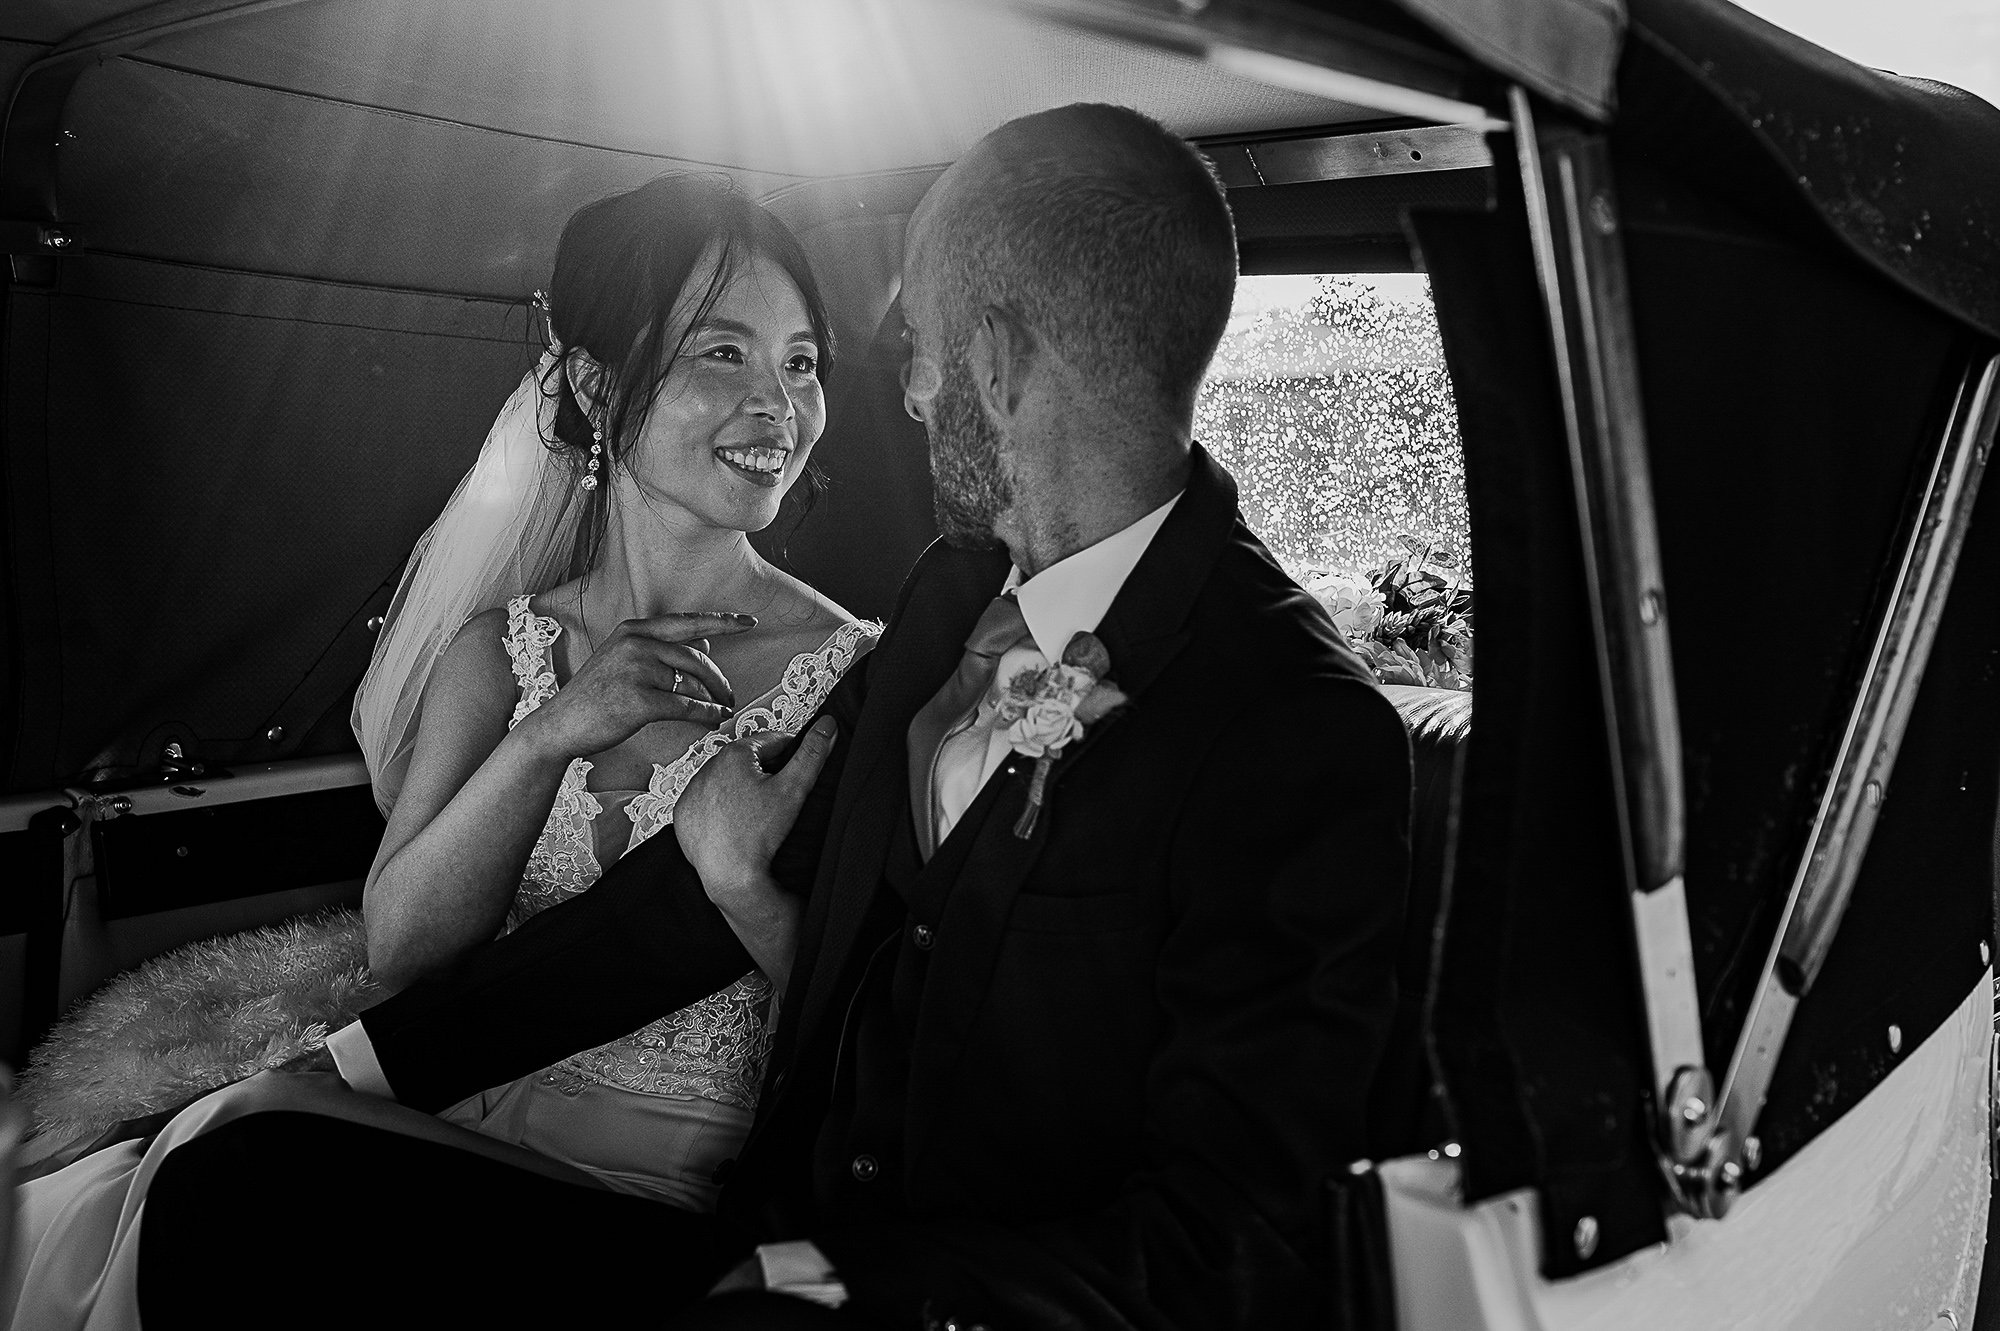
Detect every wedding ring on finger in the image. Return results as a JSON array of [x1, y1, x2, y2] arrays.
[[671, 668, 684, 697]]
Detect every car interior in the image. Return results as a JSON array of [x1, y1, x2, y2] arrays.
[[12, 4, 2000, 1324], [0, 1, 1483, 1152]]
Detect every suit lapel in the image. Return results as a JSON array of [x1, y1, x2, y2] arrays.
[[904, 447, 1243, 1168], [1013, 444, 1244, 800], [787, 542, 1013, 1058]]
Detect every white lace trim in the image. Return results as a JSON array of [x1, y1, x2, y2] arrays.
[[508, 759, 602, 930], [504, 595, 561, 728], [540, 971, 780, 1110], [623, 618, 881, 851], [493, 599, 878, 1108]]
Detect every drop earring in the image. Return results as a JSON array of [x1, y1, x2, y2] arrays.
[[581, 422, 603, 491]]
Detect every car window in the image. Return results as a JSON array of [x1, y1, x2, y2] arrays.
[[1197, 273, 1471, 688]]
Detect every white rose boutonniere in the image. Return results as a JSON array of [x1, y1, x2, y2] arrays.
[[993, 630, 1130, 839]]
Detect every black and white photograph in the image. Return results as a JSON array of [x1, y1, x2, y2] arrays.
[[1, 0, 1997, 1326]]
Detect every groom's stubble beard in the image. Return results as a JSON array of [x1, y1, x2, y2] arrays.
[[927, 341, 1014, 550]]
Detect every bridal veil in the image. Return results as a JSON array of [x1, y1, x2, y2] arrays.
[[352, 350, 588, 814]]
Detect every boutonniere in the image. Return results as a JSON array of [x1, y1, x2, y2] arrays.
[[993, 630, 1131, 839]]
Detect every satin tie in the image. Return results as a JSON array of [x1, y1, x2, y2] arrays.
[[905, 594, 1032, 860]]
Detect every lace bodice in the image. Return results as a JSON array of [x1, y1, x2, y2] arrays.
[[500, 595, 879, 1108]]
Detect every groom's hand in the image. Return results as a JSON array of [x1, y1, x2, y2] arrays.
[[676, 715, 838, 894], [674, 717, 838, 991]]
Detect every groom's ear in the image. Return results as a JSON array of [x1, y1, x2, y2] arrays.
[[971, 303, 1041, 421], [563, 349, 608, 419]]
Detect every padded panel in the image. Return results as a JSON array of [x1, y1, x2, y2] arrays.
[[1611, 154, 1970, 1105], [58, 59, 793, 298], [6, 2, 126, 42], [130, 0, 1380, 177], [1747, 389, 2000, 1179], [92, 784, 383, 919], [1372, 683, 1471, 1158], [1415, 190, 1665, 1273], [0, 37, 43, 95], [6, 254, 530, 787]]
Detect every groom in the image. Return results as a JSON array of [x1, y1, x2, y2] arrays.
[[137, 103, 1411, 1330]]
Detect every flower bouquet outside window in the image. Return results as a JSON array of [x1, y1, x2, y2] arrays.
[[1307, 537, 1472, 691], [1191, 272, 1472, 691]]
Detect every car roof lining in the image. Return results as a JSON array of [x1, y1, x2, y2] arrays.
[[51, 0, 1395, 176]]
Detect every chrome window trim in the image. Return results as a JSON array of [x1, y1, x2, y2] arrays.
[[1716, 352, 2000, 1178], [1513, 87, 1722, 1218], [1205, 122, 1494, 190]]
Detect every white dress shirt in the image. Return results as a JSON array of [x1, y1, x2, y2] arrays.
[[930, 491, 1181, 843], [325, 1013, 393, 1097]]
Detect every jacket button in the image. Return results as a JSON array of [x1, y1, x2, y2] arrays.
[[912, 923, 935, 950], [851, 1153, 880, 1182]]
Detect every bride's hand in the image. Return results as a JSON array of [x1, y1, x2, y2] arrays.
[[516, 612, 754, 760]]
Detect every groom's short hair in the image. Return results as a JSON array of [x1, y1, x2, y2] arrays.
[[936, 103, 1238, 418]]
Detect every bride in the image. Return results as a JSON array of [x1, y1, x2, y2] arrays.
[[4, 173, 877, 1326], [358, 171, 875, 1208]]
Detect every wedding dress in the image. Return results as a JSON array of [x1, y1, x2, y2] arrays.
[[1, 602, 878, 1331], [434, 598, 878, 1207]]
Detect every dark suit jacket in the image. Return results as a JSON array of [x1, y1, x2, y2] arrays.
[[360, 446, 1412, 1330]]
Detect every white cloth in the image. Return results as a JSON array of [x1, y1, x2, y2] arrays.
[[325, 1018, 393, 1098], [755, 1240, 849, 1307], [931, 493, 1179, 842], [437, 1077, 750, 1209], [2, 1072, 602, 1331]]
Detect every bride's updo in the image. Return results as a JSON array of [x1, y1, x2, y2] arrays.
[[539, 174, 836, 551]]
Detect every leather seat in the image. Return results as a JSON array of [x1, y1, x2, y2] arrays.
[[1367, 684, 1472, 1161]]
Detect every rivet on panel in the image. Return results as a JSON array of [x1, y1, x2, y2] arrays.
[[266, 725, 285, 744], [367, 615, 386, 633], [1589, 193, 1618, 236], [1888, 1024, 1903, 1054], [1573, 1215, 1599, 1260]]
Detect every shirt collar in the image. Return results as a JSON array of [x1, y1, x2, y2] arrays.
[[1001, 492, 1182, 663]]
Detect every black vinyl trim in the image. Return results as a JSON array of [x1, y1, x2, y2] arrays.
[[56, 278, 526, 341], [2, 805, 78, 1066], [91, 783, 383, 920], [58, 247, 540, 313]]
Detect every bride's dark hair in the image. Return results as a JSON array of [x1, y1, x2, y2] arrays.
[[540, 173, 835, 569]]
